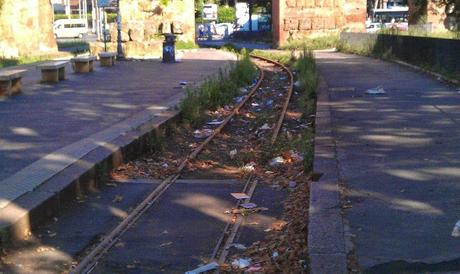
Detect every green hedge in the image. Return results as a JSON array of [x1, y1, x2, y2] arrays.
[[217, 6, 235, 23]]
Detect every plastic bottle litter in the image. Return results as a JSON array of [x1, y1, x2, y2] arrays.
[[265, 99, 274, 107], [232, 258, 251, 269], [365, 86, 386, 95], [452, 220, 460, 237], [269, 156, 285, 166], [184, 262, 219, 274]]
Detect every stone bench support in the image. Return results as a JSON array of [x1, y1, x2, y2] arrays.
[[98, 52, 117, 67], [37, 61, 69, 83], [0, 70, 26, 96], [71, 56, 97, 73]]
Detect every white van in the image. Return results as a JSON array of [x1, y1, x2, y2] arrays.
[[54, 19, 87, 39]]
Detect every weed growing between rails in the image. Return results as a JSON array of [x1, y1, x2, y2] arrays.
[[224, 51, 319, 272], [280, 34, 340, 51], [180, 50, 257, 126]]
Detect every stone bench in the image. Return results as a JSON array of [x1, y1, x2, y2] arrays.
[[98, 52, 117, 67], [71, 56, 97, 73], [37, 61, 69, 83], [0, 69, 26, 96]]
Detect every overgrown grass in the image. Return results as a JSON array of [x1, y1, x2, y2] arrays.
[[180, 49, 257, 125], [251, 50, 295, 66], [0, 55, 55, 69], [176, 40, 199, 50], [280, 34, 339, 51], [337, 37, 460, 82], [379, 28, 460, 40]]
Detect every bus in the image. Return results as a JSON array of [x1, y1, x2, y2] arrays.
[[368, 6, 409, 32]]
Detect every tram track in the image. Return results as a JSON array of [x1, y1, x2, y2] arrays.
[[70, 55, 295, 274]]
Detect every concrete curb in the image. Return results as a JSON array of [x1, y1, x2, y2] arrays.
[[308, 77, 347, 274], [391, 59, 459, 87], [0, 105, 181, 248]]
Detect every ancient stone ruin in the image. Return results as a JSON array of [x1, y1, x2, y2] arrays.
[[273, 0, 367, 46], [0, 0, 57, 58], [92, 0, 195, 58]]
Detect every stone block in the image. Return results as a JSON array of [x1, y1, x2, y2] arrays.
[[284, 18, 299, 31], [299, 18, 313, 30]]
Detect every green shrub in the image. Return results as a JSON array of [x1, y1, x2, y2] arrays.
[[180, 50, 256, 125], [281, 34, 339, 51], [176, 40, 199, 50], [218, 6, 236, 23]]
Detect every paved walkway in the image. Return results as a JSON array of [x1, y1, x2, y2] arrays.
[[315, 51, 460, 273], [0, 49, 236, 208]]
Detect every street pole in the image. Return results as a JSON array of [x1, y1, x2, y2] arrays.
[[116, 0, 124, 59]]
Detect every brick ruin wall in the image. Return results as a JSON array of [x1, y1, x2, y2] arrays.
[[273, 0, 367, 46], [92, 0, 195, 58], [0, 0, 57, 58]]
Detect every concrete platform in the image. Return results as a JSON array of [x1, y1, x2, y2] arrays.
[[0, 49, 236, 246], [315, 51, 460, 273]]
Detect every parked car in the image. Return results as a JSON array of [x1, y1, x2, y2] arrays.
[[53, 19, 87, 39], [366, 22, 383, 33]]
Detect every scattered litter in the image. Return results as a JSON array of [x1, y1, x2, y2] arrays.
[[288, 181, 297, 188], [272, 251, 279, 258], [207, 120, 224, 126], [242, 162, 256, 172], [240, 87, 249, 93], [259, 123, 271, 130], [365, 86, 386, 95], [112, 195, 123, 203], [229, 243, 247, 250], [159, 241, 173, 248], [269, 156, 285, 166], [229, 149, 238, 159], [193, 129, 213, 139], [231, 207, 269, 215], [251, 102, 260, 107], [231, 192, 250, 200], [185, 262, 219, 274], [290, 150, 304, 162], [248, 265, 263, 272], [265, 99, 274, 107], [232, 258, 252, 269], [452, 220, 460, 237], [161, 163, 169, 169], [234, 96, 245, 103], [180, 81, 187, 86], [240, 202, 258, 209], [294, 80, 303, 91]]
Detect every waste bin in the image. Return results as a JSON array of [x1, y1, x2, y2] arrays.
[[162, 34, 176, 63]]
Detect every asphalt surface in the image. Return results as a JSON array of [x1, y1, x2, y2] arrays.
[[315, 51, 460, 273], [0, 49, 235, 181]]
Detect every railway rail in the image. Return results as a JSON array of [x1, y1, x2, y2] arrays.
[[71, 55, 295, 274]]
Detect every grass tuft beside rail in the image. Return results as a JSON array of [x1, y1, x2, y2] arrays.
[[180, 49, 257, 126]]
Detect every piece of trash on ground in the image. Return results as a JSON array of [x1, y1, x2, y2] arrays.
[[365, 86, 386, 95], [259, 123, 271, 130], [269, 156, 285, 166], [240, 202, 257, 209], [159, 241, 173, 248], [242, 162, 256, 172], [193, 129, 213, 139], [288, 181, 297, 188], [452, 220, 460, 237], [272, 251, 279, 258], [229, 243, 247, 250], [231, 192, 250, 200], [185, 262, 219, 274], [207, 120, 224, 126], [229, 149, 237, 159], [232, 258, 251, 269], [180, 81, 187, 86]]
